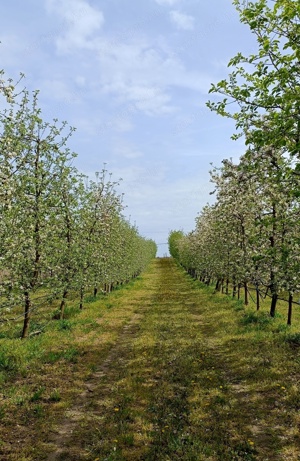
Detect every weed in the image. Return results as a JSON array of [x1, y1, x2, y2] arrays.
[[224, 440, 258, 460], [64, 305, 81, 318], [284, 332, 300, 347], [240, 310, 273, 328], [84, 294, 97, 304], [57, 319, 72, 331], [32, 404, 44, 418], [42, 350, 63, 363], [49, 389, 61, 402], [27, 334, 42, 349], [29, 321, 45, 335], [272, 322, 289, 333], [234, 300, 245, 311], [30, 386, 45, 402], [121, 434, 134, 446], [77, 318, 101, 333], [0, 349, 20, 373], [15, 394, 27, 406], [63, 347, 79, 363]]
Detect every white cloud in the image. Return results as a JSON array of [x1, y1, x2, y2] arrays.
[[111, 164, 169, 197], [135, 91, 174, 116], [92, 41, 210, 114], [90, 42, 177, 115], [70, 113, 134, 137], [40, 79, 81, 103], [45, 0, 104, 52], [170, 10, 195, 30], [113, 143, 143, 160], [155, 0, 180, 6], [43, 0, 209, 117]]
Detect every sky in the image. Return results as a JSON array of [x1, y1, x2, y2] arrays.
[[0, 0, 256, 256]]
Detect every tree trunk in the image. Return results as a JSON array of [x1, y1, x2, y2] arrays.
[[270, 293, 278, 317], [256, 286, 260, 311], [269, 202, 278, 317], [244, 281, 248, 306], [94, 287, 98, 297], [269, 269, 278, 317], [79, 286, 84, 309], [232, 283, 237, 298], [232, 276, 236, 298], [220, 279, 224, 292], [225, 278, 229, 295], [21, 291, 31, 339], [287, 293, 293, 325], [60, 289, 68, 319]]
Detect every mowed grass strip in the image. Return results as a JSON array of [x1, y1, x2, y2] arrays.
[[0, 275, 151, 461], [68, 258, 300, 461], [1, 258, 300, 460]]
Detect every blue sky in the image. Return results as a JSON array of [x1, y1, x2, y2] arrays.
[[0, 0, 255, 256]]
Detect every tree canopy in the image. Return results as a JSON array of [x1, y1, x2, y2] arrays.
[[207, 0, 300, 156]]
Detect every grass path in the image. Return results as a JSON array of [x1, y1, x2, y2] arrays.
[[2, 258, 300, 460]]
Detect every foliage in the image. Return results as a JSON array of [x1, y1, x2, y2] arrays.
[[168, 230, 185, 260], [172, 0, 300, 324], [207, 0, 300, 156], [0, 67, 157, 338]]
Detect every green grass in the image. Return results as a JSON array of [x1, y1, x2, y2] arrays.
[[1, 259, 300, 460]]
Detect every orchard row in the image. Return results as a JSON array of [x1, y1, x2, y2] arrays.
[[169, 0, 300, 325], [0, 72, 156, 338]]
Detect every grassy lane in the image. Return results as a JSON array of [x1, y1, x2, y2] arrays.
[[1, 258, 300, 460], [46, 258, 300, 460]]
